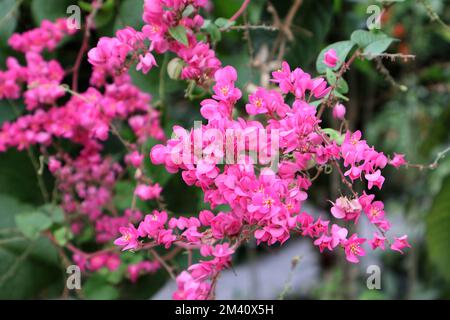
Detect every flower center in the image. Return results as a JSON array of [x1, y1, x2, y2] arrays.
[[263, 196, 274, 208]]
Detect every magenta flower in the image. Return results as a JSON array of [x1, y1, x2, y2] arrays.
[[370, 232, 386, 250], [134, 183, 162, 200], [323, 48, 339, 68], [331, 196, 362, 222], [332, 103, 346, 120], [391, 235, 411, 254], [390, 153, 407, 168], [136, 52, 157, 74], [331, 224, 348, 248], [114, 224, 140, 251], [344, 234, 366, 263]]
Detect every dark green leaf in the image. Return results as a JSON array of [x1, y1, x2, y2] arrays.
[[31, 0, 74, 24], [0, 0, 19, 48], [15, 211, 52, 239], [426, 175, 450, 281]]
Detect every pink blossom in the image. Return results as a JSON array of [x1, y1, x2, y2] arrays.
[[332, 103, 346, 120], [114, 224, 140, 251], [390, 235, 411, 254], [390, 153, 406, 168], [323, 48, 339, 68], [136, 52, 157, 74], [330, 196, 362, 222], [344, 234, 366, 263], [370, 232, 386, 250], [331, 224, 348, 248], [134, 183, 162, 200], [125, 151, 144, 168]]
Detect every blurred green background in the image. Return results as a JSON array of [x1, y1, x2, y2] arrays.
[[0, 0, 449, 299]]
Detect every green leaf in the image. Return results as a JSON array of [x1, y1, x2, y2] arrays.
[[94, 0, 115, 29], [214, 17, 235, 29], [84, 275, 120, 299], [78, 1, 93, 12], [31, 0, 74, 24], [169, 25, 189, 46], [167, 57, 185, 80], [182, 4, 195, 17], [41, 204, 65, 223], [53, 227, 73, 246], [202, 20, 221, 43], [326, 69, 348, 94], [363, 38, 397, 59], [336, 78, 349, 94], [350, 30, 397, 59], [113, 0, 144, 31], [0, 195, 62, 299], [0, 0, 19, 48], [15, 212, 52, 239], [316, 40, 356, 74], [321, 128, 345, 145], [426, 175, 450, 281]]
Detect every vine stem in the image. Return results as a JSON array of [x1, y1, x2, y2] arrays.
[[72, 0, 103, 92], [317, 50, 360, 119], [229, 0, 251, 22], [407, 146, 450, 170]]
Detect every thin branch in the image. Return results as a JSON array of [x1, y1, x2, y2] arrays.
[[72, 0, 103, 92], [150, 248, 176, 280], [407, 146, 450, 170], [229, 0, 251, 22]]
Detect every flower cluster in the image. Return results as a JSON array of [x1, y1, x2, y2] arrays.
[[0, 11, 165, 278], [88, 0, 221, 86], [112, 63, 410, 299]]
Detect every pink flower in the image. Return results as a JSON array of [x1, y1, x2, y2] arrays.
[[314, 235, 333, 252], [323, 48, 339, 68], [344, 234, 366, 263], [173, 271, 211, 300], [210, 212, 242, 239], [138, 210, 168, 237], [88, 254, 108, 271], [212, 243, 235, 259], [330, 196, 362, 222], [105, 254, 121, 271], [365, 170, 385, 190], [365, 200, 385, 223], [113, 224, 140, 251], [134, 183, 162, 200], [390, 153, 406, 168], [332, 103, 346, 120], [370, 232, 386, 250], [188, 262, 213, 281], [48, 157, 61, 173], [246, 88, 268, 115], [136, 52, 157, 74], [390, 235, 411, 254], [125, 151, 144, 167], [331, 224, 348, 248]]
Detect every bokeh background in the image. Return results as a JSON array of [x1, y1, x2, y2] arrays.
[[0, 0, 449, 299]]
